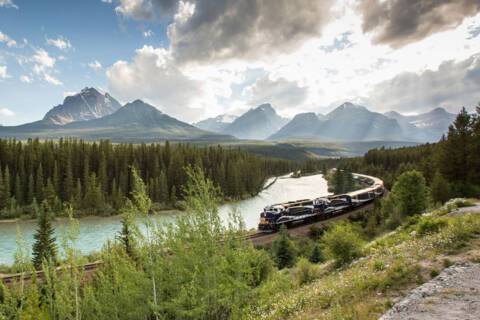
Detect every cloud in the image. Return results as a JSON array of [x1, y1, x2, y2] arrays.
[[358, 0, 480, 47], [32, 49, 62, 85], [0, 31, 17, 47], [243, 76, 307, 111], [0, 107, 14, 117], [0, 65, 9, 79], [115, 0, 335, 63], [46, 36, 72, 51], [115, 0, 178, 20], [366, 54, 480, 113], [143, 29, 154, 38], [101, 0, 112, 3], [88, 60, 103, 71], [106, 45, 206, 120], [0, 0, 17, 9], [168, 0, 335, 63], [20, 74, 32, 83]]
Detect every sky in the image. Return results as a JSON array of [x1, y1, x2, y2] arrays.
[[1, 0, 480, 126]]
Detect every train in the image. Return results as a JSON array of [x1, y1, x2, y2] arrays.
[[258, 173, 384, 231]]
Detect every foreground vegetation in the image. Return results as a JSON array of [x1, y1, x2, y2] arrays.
[[1, 161, 479, 319], [0, 139, 293, 219]]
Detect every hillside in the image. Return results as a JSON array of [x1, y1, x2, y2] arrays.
[[246, 200, 480, 319]]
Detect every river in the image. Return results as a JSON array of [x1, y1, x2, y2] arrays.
[[0, 173, 329, 266]]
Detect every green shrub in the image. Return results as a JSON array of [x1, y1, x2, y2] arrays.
[[293, 258, 318, 286], [373, 260, 385, 272], [323, 222, 364, 267], [416, 216, 448, 235], [430, 269, 439, 278]]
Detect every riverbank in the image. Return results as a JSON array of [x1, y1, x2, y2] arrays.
[[0, 173, 329, 265], [0, 175, 282, 225]]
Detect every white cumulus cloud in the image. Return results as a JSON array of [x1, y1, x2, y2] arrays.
[[143, 30, 154, 38], [0, 107, 15, 117], [88, 60, 103, 71], [32, 49, 62, 85], [46, 36, 72, 51], [0, 65, 9, 79], [20, 74, 32, 83], [0, 31, 17, 47], [106, 45, 212, 121]]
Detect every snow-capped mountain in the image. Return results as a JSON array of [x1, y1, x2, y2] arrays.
[[193, 114, 238, 132], [43, 87, 122, 125]]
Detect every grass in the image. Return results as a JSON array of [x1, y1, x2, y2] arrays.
[[245, 201, 480, 320]]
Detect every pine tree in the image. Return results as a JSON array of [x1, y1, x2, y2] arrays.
[[158, 171, 169, 203], [3, 167, 11, 203], [73, 179, 82, 209], [14, 174, 23, 205], [271, 225, 296, 269], [63, 159, 74, 202], [98, 152, 108, 194], [35, 164, 44, 202], [430, 171, 451, 204], [32, 201, 57, 269], [83, 173, 103, 212], [170, 185, 177, 205], [309, 244, 324, 264], [0, 171, 7, 210], [26, 174, 35, 205], [44, 178, 57, 209]]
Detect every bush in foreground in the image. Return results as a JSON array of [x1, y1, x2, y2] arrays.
[[323, 222, 364, 267]]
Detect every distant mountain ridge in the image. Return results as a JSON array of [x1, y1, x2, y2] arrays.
[[43, 87, 122, 125], [270, 102, 403, 141], [269, 102, 455, 142], [221, 103, 289, 140], [0, 89, 456, 143], [0, 94, 233, 142]]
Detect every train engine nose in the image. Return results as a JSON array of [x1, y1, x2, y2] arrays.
[[258, 210, 281, 231]]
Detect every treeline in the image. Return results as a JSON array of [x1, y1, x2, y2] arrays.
[[312, 107, 480, 202], [0, 139, 293, 218]]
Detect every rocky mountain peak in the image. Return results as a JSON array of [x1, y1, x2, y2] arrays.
[[43, 88, 122, 125]]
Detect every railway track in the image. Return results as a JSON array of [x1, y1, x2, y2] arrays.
[[1, 261, 103, 286]]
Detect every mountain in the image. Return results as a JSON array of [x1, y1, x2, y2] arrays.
[[222, 104, 289, 140], [384, 107, 456, 141], [269, 102, 405, 142], [43, 87, 122, 125], [317, 102, 404, 141], [193, 114, 237, 132], [0, 100, 233, 142], [269, 112, 324, 140]]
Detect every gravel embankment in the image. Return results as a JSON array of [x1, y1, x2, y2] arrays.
[[380, 262, 480, 320]]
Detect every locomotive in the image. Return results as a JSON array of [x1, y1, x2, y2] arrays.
[[258, 173, 384, 231]]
